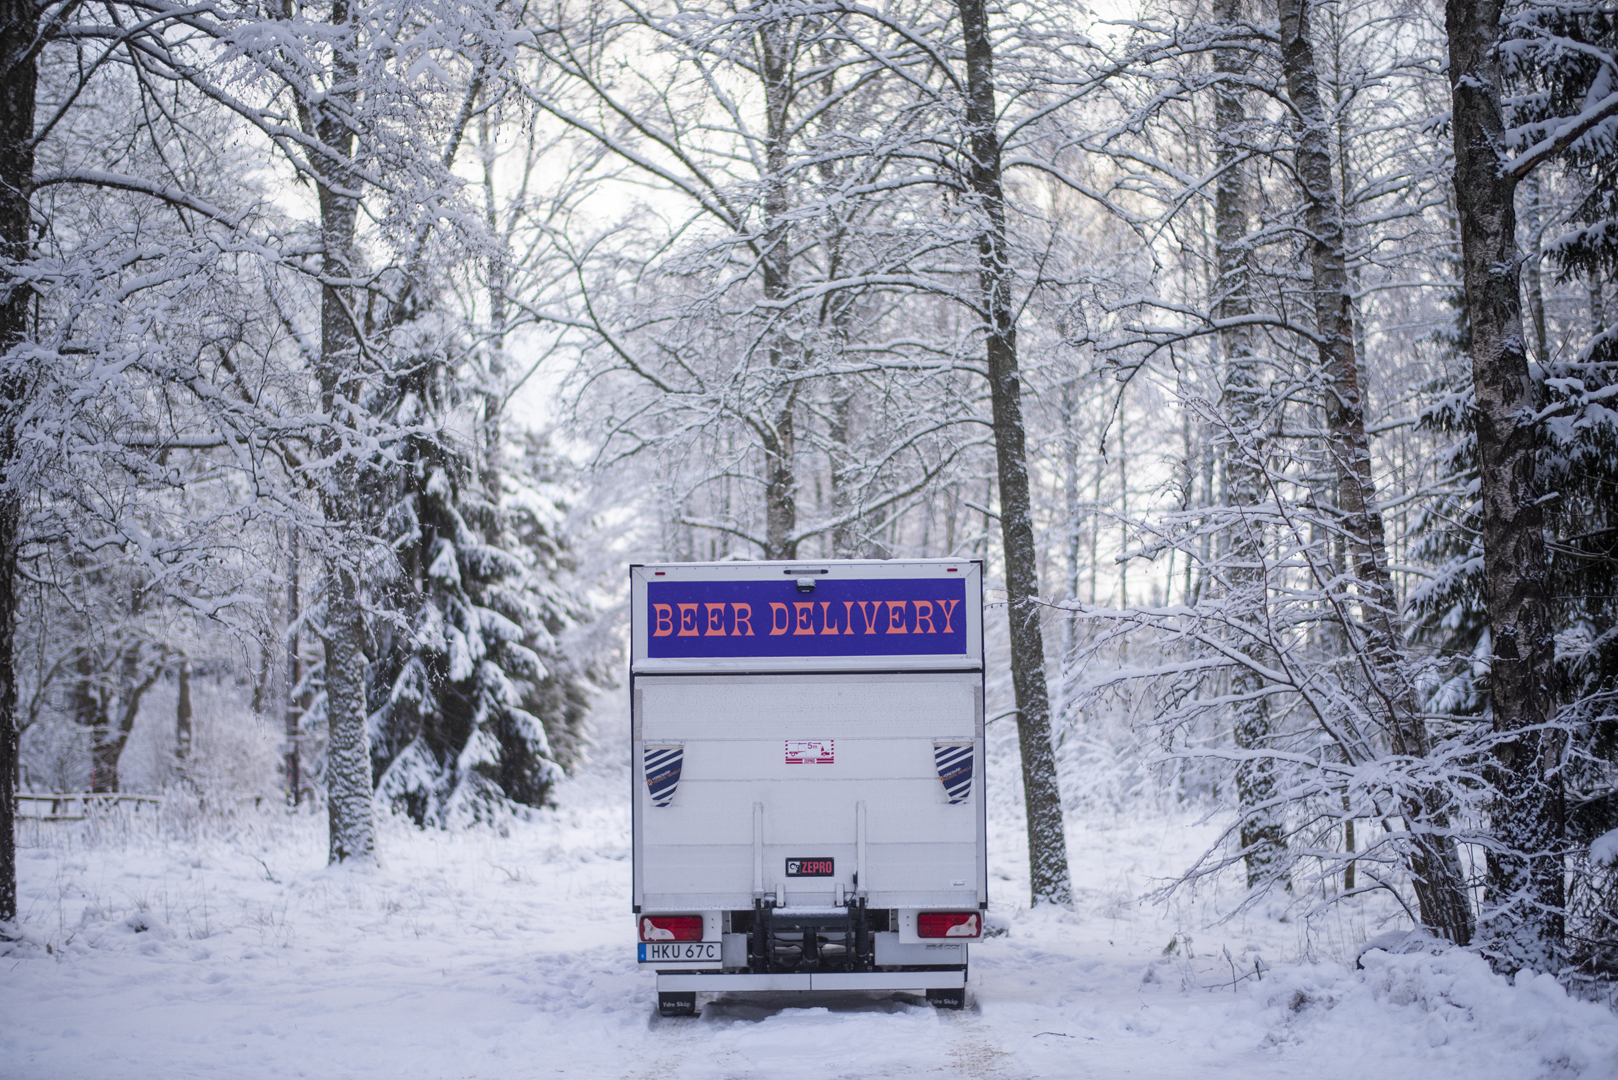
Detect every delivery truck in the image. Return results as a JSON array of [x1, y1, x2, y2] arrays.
[[629, 559, 987, 1016]]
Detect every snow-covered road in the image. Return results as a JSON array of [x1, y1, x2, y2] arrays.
[[5, 752, 1618, 1079]]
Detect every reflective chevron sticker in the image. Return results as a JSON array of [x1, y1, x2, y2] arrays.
[[644, 745, 683, 807], [934, 742, 973, 804]]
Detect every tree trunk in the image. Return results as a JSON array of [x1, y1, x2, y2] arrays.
[[0, 0, 37, 925], [1278, 0, 1474, 943], [479, 111, 507, 517], [312, 0, 375, 863], [175, 658, 193, 761], [827, 386, 859, 557], [74, 652, 118, 793], [1213, 0, 1285, 889], [758, 20, 798, 561], [88, 650, 161, 795], [955, 0, 1072, 905], [1061, 379, 1082, 668], [816, 92, 860, 561], [284, 526, 302, 806], [1446, 0, 1563, 972], [1116, 410, 1128, 608], [90, 730, 123, 793]]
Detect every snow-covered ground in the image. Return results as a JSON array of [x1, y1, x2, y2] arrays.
[[5, 723, 1618, 1079]]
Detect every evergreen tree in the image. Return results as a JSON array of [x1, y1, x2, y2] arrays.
[[1506, 0, 1618, 978], [367, 357, 591, 826], [1412, 0, 1616, 972]]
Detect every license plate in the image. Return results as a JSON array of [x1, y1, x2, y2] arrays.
[[639, 941, 720, 963]]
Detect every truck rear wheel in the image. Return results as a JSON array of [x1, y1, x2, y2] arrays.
[[658, 991, 697, 1017], [926, 988, 965, 1010]]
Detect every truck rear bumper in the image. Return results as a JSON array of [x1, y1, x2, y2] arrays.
[[655, 969, 965, 992]]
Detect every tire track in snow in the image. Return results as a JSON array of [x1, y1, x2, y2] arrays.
[[940, 1006, 1015, 1078]]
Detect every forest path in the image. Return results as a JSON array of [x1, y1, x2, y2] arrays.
[[3, 724, 1616, 1078]]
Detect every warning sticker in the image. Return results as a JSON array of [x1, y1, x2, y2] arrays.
[[785, 739, 834, 765]]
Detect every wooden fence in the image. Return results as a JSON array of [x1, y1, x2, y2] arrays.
[[14, 792, 163, 821]]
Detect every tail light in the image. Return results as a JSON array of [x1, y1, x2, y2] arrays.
[[917, 912, 981, 939], [640, 915, 703, 942]]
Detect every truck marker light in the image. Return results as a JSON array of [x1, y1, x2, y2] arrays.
[[641, 916, 703, 942], [917, 912, 981, 939]]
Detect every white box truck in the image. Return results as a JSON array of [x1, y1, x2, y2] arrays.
[[629, 559, 987, 1016]]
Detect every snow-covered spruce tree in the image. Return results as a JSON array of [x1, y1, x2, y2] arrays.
[[1411, 298, 1617, 979], [160, 0, 516, 862], [1440, 0, 1616, 973], [1518, 18, 1618, 985], [367, 355, 589, 826], [501, 432, 599, 773], [1499, 0, 1615, 978], [0, 0, 512, 896]]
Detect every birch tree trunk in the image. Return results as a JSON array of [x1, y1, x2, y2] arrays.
[[479, 111, 508, 517], [955, 0, 1072, 905], [0, 0, 32, 924], [827, 385, 860, 557], [1277, 0, 1474, 943], [1445, 0, 1563, 972], [309, 0, 375, 863], [1212, 0, 1285, 888], [821, 189, 859, 558], [758, 20, 798, 561]]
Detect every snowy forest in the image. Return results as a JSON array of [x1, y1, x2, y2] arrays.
[[2, 0, 1618, 1068]]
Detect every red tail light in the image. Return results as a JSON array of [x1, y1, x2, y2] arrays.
[[917, 912, 981, 939], [640, 915, 703, 942]]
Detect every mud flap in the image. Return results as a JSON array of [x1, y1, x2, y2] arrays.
[[658, 991, 697, 1017]]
